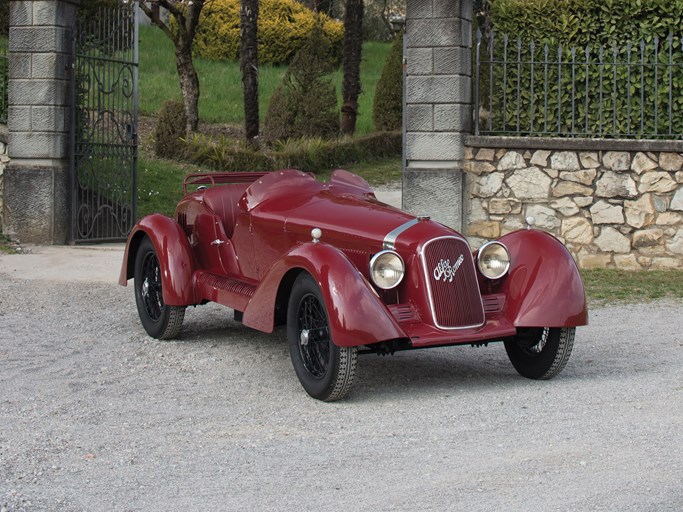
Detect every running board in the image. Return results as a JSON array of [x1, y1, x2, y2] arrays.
[[196, 272, 256, 311]]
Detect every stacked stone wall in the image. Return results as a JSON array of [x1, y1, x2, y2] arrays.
[[464, 144, 683, 270]]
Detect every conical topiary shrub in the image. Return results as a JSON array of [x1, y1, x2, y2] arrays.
[[372, 32, 403, 131], [263, 23, 339, 143]]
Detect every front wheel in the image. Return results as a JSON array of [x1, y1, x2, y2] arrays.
[[133, 237, 185, 340], [504, 327, 575, 380], [287, 273, 357, 401]]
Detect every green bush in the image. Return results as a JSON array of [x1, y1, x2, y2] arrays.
[[264, 25, 339, 142], [484, 0, 683, 136], [177, 131, 402, 174], [155, 100, 188, 159], [194, 0, 344, 65], [372, 33, 403, 131], [0, 0, 8, 37]]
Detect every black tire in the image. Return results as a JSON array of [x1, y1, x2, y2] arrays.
[[287, 273, 357, 401], [133, 237, 185, 340], [504, 327, 575, 380]]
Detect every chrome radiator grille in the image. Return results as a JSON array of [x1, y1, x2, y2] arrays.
[[421, 237, 485, 329]]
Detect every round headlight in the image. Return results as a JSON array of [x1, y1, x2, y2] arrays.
[[477, 241, 511, 279], [369, 250, 405, 290]]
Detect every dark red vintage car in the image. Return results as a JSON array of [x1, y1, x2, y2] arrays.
[[120, 169, 587, 401]]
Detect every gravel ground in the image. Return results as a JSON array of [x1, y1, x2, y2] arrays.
[[1, 274, 682, 511]]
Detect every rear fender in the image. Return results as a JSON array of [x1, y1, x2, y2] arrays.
[[496, 230, 588, 327], [119, 214, 196, 306], [242, 242, 406, 347]]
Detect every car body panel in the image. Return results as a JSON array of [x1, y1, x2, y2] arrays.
[[121, 169, 587, 351]]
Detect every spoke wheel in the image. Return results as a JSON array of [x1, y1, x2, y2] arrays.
[[504, 327, 575, 380], [134, 237, 185, 339], [287, 273, 357, 401]]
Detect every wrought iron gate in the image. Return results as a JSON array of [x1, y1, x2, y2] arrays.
[[70, 3, 138, 242]]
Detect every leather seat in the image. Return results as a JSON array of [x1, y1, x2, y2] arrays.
[[202, 184, 249, 238]]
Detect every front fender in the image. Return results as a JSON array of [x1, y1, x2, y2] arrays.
[[118, 214, 196, 306], [242, 243, 407, 347], [496, 230, 588, 327]]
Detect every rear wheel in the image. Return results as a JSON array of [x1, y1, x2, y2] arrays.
[[134, 237, 185, 339], [504, 327, 575, 379], [287, 273, 357, 401]]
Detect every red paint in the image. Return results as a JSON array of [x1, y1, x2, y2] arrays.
[[121, 169, 587, 348]]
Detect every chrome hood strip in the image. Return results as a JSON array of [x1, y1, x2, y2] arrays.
[[383, 219, 420, 250]]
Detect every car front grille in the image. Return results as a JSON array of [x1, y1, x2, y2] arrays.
[[421, 236, 485, 329]]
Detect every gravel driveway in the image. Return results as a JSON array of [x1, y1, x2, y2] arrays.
[[1, 273, 681, 511]]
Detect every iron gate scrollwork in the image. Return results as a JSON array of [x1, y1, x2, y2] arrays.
[[71, 3, 138, 242]]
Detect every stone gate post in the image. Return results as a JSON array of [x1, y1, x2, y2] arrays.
[[403, 0, 472, 230], [3, 0, 79, 244]]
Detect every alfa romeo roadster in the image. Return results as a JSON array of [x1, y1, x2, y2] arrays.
[[120, 169, 588, 401]]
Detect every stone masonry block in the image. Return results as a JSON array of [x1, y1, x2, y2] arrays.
[[9, 80, 69, 107], [407, 19, 468, 48], [404, 167, 465, 230], [2, 164, 70, 244], [434, 104, 471, 132], [31, 106, 69, 132], [406, 132, 465, 161], [434, 0, 473, 21], [7, 107, 31, 132], [10, 26, 70, 53], [10, 1, 33, 26], [32, 52, 70, 80], [406, 48, 433, 75], [9, 52, 31, 79], [33, 1, 78, 28], [407, 105, 433, 131], [9, 132, 68, 160], [406, 0, 433, 19], [407, 75, 471, 104], [434, 47, 472, 74]]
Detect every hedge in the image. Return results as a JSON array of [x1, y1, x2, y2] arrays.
[[194, 0, 344, 65], [482, 0, 683, 137]]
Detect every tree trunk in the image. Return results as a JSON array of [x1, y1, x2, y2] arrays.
[[241, 0, 260, 146], [341, 0, 364, 135], [176, 39, 201, 134], [139, 0, 205, 134]]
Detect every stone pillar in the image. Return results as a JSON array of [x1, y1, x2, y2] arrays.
[[403, 0, 472, 231], [2, 0, 79, 244]]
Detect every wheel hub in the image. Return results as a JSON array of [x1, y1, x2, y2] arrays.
[[142, 278, 150, 298], [300, 329, 310, 346]]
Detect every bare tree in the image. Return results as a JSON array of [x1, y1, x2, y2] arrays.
[[138, 0, 211, 134], [340, 0, 364, 135], [240, 0, 259, 146]]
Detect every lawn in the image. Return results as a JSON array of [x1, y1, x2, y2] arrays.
[[138, 26, 391, 135]]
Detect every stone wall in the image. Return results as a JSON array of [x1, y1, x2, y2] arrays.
[[464, 140, 683, 270]]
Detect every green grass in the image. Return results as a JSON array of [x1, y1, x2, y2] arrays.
[[581, 269, 683, 304], [139, 26, 391, 135]]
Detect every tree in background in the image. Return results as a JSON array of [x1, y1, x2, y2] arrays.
[[240, 0, 259, 146], [372, 30, 402, 131], [138, 0, 212, 134], [340, 0, 363, 135], [263, 24, 339, 142]]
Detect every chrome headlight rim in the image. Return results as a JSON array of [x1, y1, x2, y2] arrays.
[[369, 250, 405, 290], [477, 241, 511, 280]]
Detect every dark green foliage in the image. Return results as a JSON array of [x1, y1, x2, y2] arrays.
[[178, 131, 401, 174], [372, 33, 403, 131], [483, 0, 683, 137], [77, 0, 122, 23], [0, 0, 9, 37], [264, 25, 339, 142], [155, 101, 188, 159]]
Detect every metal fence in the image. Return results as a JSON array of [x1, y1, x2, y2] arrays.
[[474, 30, 683, 139], [1, 40, 8, 124]]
